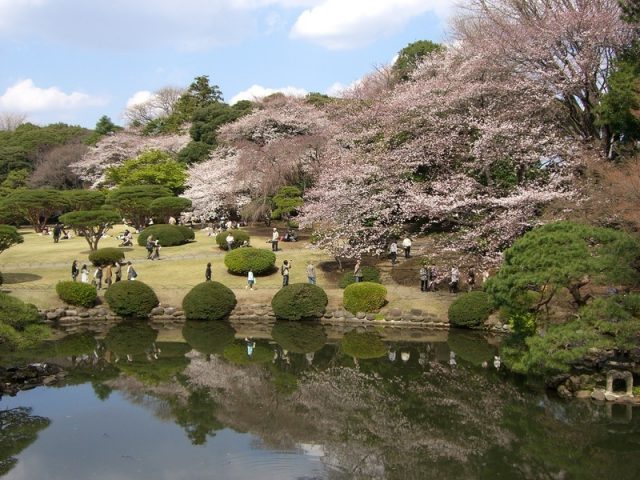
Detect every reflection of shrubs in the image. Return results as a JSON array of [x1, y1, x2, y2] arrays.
[[88, 248, 125, 267], [215, 230, 250, 250], [138, 224, 194, 247], [104, 281, 159, 318], [53, 332, 96, 357], [448, 291, 492, 328], [56, 281, 97, 308], [224, 248, 275, 275], [343, 282, 387, 314], [271, 283, 328, 320], [182, 321, 236, 355], [447, 331, 496, 366], [223, 341, 272, 365], [271, 321, 327, 353], [339, 266, 381, 288], [104, 322, 158, 356], [341, 330, 387, 359], [182, 282, 236, 321]]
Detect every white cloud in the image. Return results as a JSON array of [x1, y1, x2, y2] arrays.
[[125, 90, 155, 108], [290, 0, 454, 49], [0, 79, 106, 113], [229, 84, 308, 104]]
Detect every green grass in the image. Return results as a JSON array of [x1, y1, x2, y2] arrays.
[[0, 224, 455, 320]]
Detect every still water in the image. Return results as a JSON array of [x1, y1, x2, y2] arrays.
[[1, 322, 639, 480]]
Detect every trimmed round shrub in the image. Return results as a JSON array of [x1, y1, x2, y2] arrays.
[[223, 341, 272, 365], [0, 292, 40, 330], [343, 282, 387, 314], [104, 322, 158, 356], [182, 321, 236, 355], [339, 266, 381, 288], [137, 224, 194, 247], [341, 330, 387, 359], [224, 247, 276, 275], [448, 291, 492, 328], [88, 247, 125, 267], [56, 281, 98, 308], [271, 321, 327, 353], [182, 282, 237, 321], [104, 281, 159, 318], [215, 229, 250, 249], [271, 283, 328, 321]]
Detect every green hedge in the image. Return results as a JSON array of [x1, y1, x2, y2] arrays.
[[224, 247, 276, 275], [448, 291, 492, 328], [343, 282, 387, 314], [182, 321, 236, 355], [56, 281, 98, 308], [182, 282, 237, 321], [138, 224, 194, 247], [271, 321, 327, 353], [341, 330, 387, 359], [215, 230, 250, 249], [0, 293, 41, 330], [339, 266, 381, 288], [88, 247, 125, 267], [271, 283, 328, 321], [104, 322, 158, 356], [104, 281, 159, 318]]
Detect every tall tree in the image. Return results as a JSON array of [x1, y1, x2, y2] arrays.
[[58, 210, 121, 250], [106, 185, 172, 230], [105, 149, 187, 194], [2, 189, 67, 232]]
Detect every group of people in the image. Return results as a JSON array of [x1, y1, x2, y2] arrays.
[[71, 259, 138, 288], [388, 237, 413, 265], [418, 264, 488, 293]]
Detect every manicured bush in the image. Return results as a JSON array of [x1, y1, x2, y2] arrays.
[[56, 281, 98, 308], [215, 230, 250, 249], [223, 341, 272, 365], [88, 247, 125, 267], [137, 224, 194, 247], [182, 282, 237, 321], [224, 247, 276, 275], [182, 321, 236, 355], [271, 321, 327, 353], [341, 330, 387, 359], [448, 291, 492, 328], [271, 283, 328, 321], [104, 322, 158, 355], [343, 282, 387, 314], [104, 281, 159, 318], [0, 293, 41, 330], [339, 266, 381, 288]]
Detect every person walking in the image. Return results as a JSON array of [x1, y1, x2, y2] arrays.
[[467, 266, 476, 292], [146, 235, 155, 260], [103, 263, 113, 289], [80, 264, 89, 284], [449, 266, 460, 293], [151, 239, 161, 260], [419, 263, 428, 292], [271, 228, 279, 252], [246, 269, 255, 290], [127, 262, 137, 280], [205, 262, 212, 282], [53, 223, 62, 243], [389, 241, 398, 265], [306, 261, 316, 285], [71, 260, 79, 282], [114, 262, 122, 282], [93, 266, 103, 289], [226, 232, 235, 251], [402, 237, 412, 258], [354, 259, 363, 283], [281, 260, 291, 287], [427, 264, 437, 291]]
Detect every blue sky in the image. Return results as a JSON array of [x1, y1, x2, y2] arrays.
[[0, 0, 454, 129]]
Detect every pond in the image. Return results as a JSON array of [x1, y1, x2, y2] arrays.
[[1, 322, 639, 480]]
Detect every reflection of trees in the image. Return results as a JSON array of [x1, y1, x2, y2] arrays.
[[182, 321, 235, 357], [104, 322, 158, 358], [0, 407, 50, 475], [117, 342, 190, 384], [271, 322, 327, 354], [340, 330, 387, 359], [168, 388, 224, 445]]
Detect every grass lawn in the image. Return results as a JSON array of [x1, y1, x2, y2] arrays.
[[0, 224, 453, 320]]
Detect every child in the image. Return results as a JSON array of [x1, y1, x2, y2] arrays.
[[246, 269, 255, 290]]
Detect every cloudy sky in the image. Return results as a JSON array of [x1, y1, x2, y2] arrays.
[[0, 0, 454, 128]]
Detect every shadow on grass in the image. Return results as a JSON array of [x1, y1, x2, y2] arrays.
[[2, 273, 43, 284]]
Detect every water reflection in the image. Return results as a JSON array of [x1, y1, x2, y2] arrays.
[[0, 323, 639, 479]]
